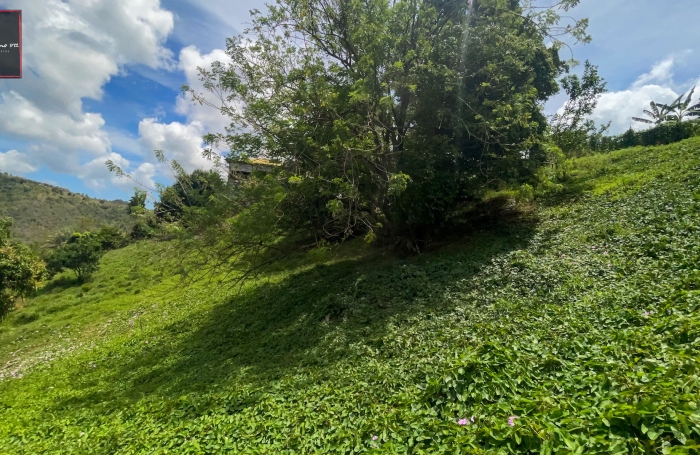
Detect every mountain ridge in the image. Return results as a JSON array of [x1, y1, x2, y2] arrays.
[[0, 172, 133, 244]]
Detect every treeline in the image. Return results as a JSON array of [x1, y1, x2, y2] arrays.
[[589, 120, 700, 154]]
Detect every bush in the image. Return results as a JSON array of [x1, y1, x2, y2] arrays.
[[45, 232, 103, 281], [93, 225, 128, 251]]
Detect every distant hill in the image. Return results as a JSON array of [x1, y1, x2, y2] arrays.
[[0, 172, 133, 245]]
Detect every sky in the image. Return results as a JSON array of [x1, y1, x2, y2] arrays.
[[0, 0, 699, 201]]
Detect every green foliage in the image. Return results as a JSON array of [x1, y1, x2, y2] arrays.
[[0, 219, 46, 318], [550, 61, 609, 157], [127, 189, 147, 215], [665, 86, 700, 123], [634, 87, 700, 126], [154, 169, 225, 222], [633, 100, 676, 125], [3, 138, 700, 453], [126, 189, 159, 240], [0, 173, 133, 245], [174, 0, 587, 256], [92, 225, 129, 251], [591, 120, 700, 153], [45, 232, 104, 281]]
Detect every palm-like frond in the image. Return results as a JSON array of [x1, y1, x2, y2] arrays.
[[635, 87, 699, 124], [649, 102, 660, 117], [681, 87, 696, 110], [634, 100, 673, 125], [688, 102, 700, 117], [666, 86, 697, 122]]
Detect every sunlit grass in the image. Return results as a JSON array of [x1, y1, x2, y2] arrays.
[[2, 138, 700, 453]]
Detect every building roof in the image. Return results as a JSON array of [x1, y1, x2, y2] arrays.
[[227, 157, 281, 167]]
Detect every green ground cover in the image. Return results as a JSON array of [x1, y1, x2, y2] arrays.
[[1, 139, 700, 453]]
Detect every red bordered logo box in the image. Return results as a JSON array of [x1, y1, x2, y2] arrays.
[[0, 10, 21, 78]]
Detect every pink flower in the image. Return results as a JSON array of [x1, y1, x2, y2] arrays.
[[644, 311, 650, 317], [372, 435, 378, 441], [508, 416, 518, 427], [458, 419, 468, 426]]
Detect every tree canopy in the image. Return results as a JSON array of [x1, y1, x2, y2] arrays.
[[111, 0, 590, 279], [45, 232, 104, 281]]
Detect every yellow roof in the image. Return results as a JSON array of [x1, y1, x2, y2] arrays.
[[228, 157, 281, 166]]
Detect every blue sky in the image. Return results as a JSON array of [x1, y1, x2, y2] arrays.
[[0, 0, 699, 201]]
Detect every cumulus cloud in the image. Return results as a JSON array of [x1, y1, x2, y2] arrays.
[[0, 91, 110, 155], [0, 0, 174, 187], [176, 46, 233, 133], [0, 150, 36, 174], [80, 153, 157, 192], [588, 54, 699, 134], [138, 118, 212, 172], [137, 45, 234, 176]]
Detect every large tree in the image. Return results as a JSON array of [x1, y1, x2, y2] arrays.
[[113, 0, 589, 278], [197, 0, 583, 226]]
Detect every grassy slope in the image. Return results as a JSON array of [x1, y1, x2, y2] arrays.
[[1, 139, 700, 453], [0, 173, 133, 244]]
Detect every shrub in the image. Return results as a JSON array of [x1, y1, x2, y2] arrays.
[[0, 219, 46, 318], [45, 232, 103, 282], [93, 225, 128, 251]]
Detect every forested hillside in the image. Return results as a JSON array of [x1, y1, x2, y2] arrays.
[[0, 173, 133, 244], [2, 138, 700, 453]]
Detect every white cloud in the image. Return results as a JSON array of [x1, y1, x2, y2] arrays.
[[80, 153, 156, 192], [0, 91, 110, 155], [588, 55, 699, 135], [134, 46, 234, 175], [592, 85, 680, 135], [138, 118, 212, 172], [0, 150, 36, 174], [631, 57, 676, 89], [0, 0, 175, 188], [176, 46, 234, 133]]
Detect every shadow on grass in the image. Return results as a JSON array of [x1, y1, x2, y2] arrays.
[[55, 209, 538, 414], [33, 275, 80, 298]]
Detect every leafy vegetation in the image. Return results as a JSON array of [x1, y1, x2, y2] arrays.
[[2, 137, 700, 453], [589, 120, 700, 153], [550, 61, 609, 158], [634, 87, 700, 125], [0, 173, 133, 246], [0, 219, 46, 318], [149, 0, 591, 265], [633, 100, 677, 126], [154, 169, 225, 223], [45, 232, 105, 282]]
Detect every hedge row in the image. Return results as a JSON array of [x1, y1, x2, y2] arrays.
[[590, 120, 700, 153]]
